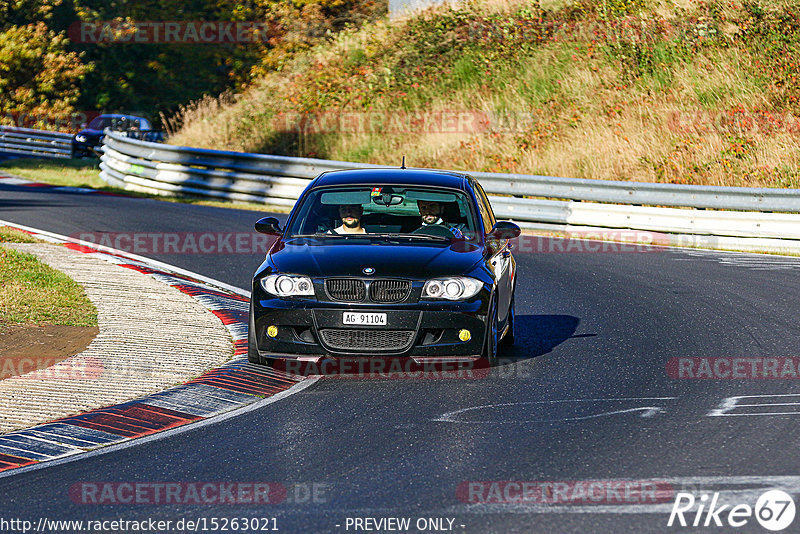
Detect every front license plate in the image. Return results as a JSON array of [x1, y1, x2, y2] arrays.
[[343, 312, 387, 326]]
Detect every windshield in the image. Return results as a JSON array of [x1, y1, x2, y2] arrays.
[[286, 186, 479, 241], [87, 116, 150, 131]]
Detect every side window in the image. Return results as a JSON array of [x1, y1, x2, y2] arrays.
[[473, 182, 496, 233]]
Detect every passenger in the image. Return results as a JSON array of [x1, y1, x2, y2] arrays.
[[331, 204, 366, 234]]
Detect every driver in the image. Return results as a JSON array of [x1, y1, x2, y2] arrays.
[[331, 204, 366, 234], [417, 200, 466, 237], [418, 200, 446, 226]]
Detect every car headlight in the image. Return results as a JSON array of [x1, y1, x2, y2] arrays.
[[75, 135, 87, 143], [422, 277, 482, 300], [260, 274, 314, 297]]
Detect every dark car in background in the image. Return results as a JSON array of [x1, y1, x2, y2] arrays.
[[72, 114, 163, 158], [248, 168, 520, 369]]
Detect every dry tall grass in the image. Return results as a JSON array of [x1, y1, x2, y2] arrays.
[[167, 0, 800, 189]]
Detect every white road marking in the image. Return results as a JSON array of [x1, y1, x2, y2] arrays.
[[0, 176, 32, 185], [708, 394, 800, 417], [671, 248, 800, 271], [434, 397, 677, 423]]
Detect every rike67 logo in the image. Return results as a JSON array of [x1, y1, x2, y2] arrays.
[[668, 490, 796, 531]]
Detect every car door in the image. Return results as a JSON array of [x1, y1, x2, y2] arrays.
[[474, 181, 512, 325]]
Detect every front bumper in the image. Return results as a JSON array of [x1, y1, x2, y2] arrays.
[[251, 297, 488, 360], [72, 141, 101, 158]]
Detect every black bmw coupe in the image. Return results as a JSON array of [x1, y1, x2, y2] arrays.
[[248, 168, 520, 369]]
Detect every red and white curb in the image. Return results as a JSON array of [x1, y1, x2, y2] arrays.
[[0, 218, 314, 475]]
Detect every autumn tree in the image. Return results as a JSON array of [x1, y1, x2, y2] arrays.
[[0, 21, 90, 127]]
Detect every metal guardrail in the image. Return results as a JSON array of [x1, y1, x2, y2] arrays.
[[0, 126, 73, 159], [99, 131, 800, 247], [0, 126, 165, 160], [494, 197, 800, 239], [99, 132, 379, 206], [472, 171, 800, 212]]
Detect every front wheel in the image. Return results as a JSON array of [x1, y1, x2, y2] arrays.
[[247, 303, 271, 366], [247, 331, 274, 367], [483, 302, 499, 367], [247, 315, 261, 365], [500, 297, 515, 347]]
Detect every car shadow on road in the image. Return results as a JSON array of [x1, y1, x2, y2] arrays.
[[266, 315, 588, 378], [0, 184, 72, 210], [500, 314, 588, 362]]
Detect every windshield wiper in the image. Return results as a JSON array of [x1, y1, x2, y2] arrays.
[[377, 233, 451, 241], [290, 233, 342, 238]]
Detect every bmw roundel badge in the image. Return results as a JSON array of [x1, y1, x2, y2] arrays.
[[362, 267, 375, 275]]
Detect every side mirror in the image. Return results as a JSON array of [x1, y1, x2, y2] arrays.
[[488, 221, 520, 241], [255, 217, 282, 235]]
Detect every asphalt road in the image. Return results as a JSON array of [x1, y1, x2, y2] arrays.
[[2, 181, 800, 533]]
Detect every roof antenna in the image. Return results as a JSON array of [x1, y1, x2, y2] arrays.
[[400, 156, 406, 169]]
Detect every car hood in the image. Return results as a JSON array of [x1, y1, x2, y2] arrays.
[[268, 237, 485, 278], [77, 129, 104, 137]]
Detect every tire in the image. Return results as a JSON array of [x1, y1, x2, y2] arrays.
[[500, 297, 515, 347], [247, 323, 262, 365], [248, 329, 275, 367], [483, 301, 499, 367], [247, 302, 264, 365]]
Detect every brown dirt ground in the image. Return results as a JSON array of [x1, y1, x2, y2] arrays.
[[0, 324, 99, 380]]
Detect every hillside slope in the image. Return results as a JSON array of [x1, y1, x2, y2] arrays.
[[168, 0, 800, 188]]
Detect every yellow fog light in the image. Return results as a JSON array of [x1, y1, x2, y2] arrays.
[[458, 329, 471, 342], [267, 325, 279, 338]]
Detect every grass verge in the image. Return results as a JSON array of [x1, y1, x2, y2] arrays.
[[0, 244, 98, 328], [1, 158, 107, 189], [0, 227, 42, 244]]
